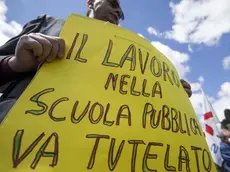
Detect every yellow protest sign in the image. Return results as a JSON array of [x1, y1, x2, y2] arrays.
[[0, 14, 215, 172]]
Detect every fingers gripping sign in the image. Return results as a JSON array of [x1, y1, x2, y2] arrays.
[[9, 33, 65, 72], [29, 34, 53, 62], [37, 34, 65, 62]]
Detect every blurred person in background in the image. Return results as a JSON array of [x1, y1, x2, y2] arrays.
[[220, 109, 230, 172]]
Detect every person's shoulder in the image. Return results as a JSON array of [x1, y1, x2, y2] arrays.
[[28, 14, 62, 24], [32, 14, 65, 28], [35, 14, 59, 22], [37, 14, 56, 19], [40, 14, 65, 24], [22, 14, 58, 29], [36, 14, 65, 36]]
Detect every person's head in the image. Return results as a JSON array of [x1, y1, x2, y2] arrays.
[[86, 0, 124, 25], [224, 109, 230, 121]]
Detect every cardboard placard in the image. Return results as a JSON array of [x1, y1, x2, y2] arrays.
[[0, 14, 215, 172]]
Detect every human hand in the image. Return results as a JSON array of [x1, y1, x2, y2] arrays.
[[181, 79, 192, 97], [9, 33, 65, 72]]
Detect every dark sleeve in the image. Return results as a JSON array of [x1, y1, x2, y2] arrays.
[[0, 15, 47, 55], [0, 56, 25, 87], [0, 15, 48, 87]]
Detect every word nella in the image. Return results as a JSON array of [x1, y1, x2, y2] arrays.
[[104, 73, 163, 99], [66, 33, 181, 88], [26, 88, 202, 137], [13, 131, 212, 171]]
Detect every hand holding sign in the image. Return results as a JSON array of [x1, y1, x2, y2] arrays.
[[9, 33, 65, 72]]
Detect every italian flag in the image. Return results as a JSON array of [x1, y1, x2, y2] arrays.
[[202, 90, 223, 167]]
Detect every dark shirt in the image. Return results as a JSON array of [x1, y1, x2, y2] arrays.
[[0, 56, 25, 87], [220, 141, 230, 171]]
